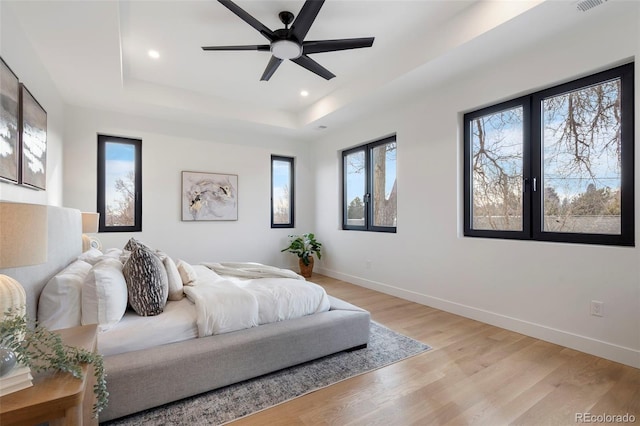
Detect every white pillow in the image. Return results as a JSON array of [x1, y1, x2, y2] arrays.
[[38, 260, 92, 330], [177, 260, 198, 285], [101, 247, 123, 260], [82, 258, 128, 331], [163, 256, 184, 300], [86, 247, 130, 265], [77, 247, 104, 265]]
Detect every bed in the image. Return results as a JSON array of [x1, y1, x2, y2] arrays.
[[0, 205, 370, 422]]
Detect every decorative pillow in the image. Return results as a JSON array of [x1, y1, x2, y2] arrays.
[[124, 238, 139, 252], [161, 254, 184, 300], [177, 260, 198, 285], [38, 260, 92, 330], [81, 258, 128, 331], [124, 237, 153, 252], [123, 246, 169, 316], [77, 247, 104, 265]]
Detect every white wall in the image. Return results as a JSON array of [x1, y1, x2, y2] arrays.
[[0, 3, 65, 205], [312, 4, 640, 368], [63, 106, 313, 268]]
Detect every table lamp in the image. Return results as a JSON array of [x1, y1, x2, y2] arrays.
[[81, 212, 101, 252], [0, 202, 46, 385], [0, 202, 47, 320]]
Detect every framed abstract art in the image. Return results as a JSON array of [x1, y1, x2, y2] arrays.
[[182, 171, 238, 221], [0, 57, 20, 184], [19, 84, 47, 190]]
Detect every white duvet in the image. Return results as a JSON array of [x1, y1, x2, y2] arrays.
[[183, 264, 330, 337]]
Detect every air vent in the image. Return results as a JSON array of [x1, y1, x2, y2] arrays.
[[576, 0, 607, 12]]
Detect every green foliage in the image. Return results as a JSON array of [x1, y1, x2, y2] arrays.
[[0, 309, 108, 417], [281, 233, 322, 266]]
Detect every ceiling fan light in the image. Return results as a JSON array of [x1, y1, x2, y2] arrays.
[[271, 40, 302, 60]]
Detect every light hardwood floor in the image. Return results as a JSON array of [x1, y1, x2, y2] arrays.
[[232, 274, 640, 426]]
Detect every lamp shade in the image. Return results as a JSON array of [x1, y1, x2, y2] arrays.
[[0, 202, 47, 320], [0, 202, 47, 268], [81, 212, 99, 233]]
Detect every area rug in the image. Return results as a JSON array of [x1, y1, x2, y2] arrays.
[[101, 322, 431, 426]]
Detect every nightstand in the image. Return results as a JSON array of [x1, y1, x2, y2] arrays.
[[0, 324, 98, 426]]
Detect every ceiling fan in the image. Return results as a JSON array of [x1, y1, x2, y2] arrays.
[[202, 0, 375, 81]]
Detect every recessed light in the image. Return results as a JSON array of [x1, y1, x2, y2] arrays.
[[300, 90, 309, 97], [148, 50, 160, 59]]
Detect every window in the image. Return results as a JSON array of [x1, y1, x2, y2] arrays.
[[97, 134, 142, 232], [464, 63, 634, 246], [271, 155, 294, 228], [342, 135, 397, 232]]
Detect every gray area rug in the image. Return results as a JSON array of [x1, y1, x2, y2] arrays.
[[101, 322, 431, 426]]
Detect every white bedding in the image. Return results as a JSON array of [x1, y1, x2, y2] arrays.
[[227, 276, 331, 325], [98, 263, 330, 354], [183, 264, 330, 337], [182, 266, 259, 336], [98, 298, 198, 356]]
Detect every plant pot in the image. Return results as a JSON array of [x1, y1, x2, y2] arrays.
[[298, 256, 314, 278]]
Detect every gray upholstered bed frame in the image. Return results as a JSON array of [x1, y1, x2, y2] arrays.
[[0, 205, 371, 422]]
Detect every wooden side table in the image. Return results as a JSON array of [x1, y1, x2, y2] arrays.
[[0, 324, 98, 426]]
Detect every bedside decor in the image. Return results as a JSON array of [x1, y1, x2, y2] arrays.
[[0, 57, 20, 184], [0, 363, 33, 396], [81, 212, 101, 251], [182, 171, 238, 221], [0, 315, 108, 415], [281, 233, 322, 278], [0, 346, 17, 377], [19, 84, 47, 190], [0, 277, 27, 322]]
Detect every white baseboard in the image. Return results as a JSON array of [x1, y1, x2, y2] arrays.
[[316, 267, 640, 369]]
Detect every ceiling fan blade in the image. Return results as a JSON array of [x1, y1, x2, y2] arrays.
[[289, 0, 324, 42], [302, 37, 375, 54], [291, 55, 335, 80], [202, 45, 270, 51], [218, 0, 275, 41], [261, 56, 284, 81]]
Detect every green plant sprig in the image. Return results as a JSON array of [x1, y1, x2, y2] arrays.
[[0, 309, 108, 417]]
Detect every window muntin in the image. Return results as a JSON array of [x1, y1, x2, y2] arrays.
[[342, 135, 397, 232], [97, 135, 142, 232], [271, 155, 294, 228], [464, 63, 633, 246]]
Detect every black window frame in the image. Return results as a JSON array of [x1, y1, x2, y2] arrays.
[[270, 155, 295, 228], [97, 134, 142, 233], [342, 135, 397, 233], [464, 62, 634, 246]]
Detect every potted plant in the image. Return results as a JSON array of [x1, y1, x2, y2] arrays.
[[281, 233, 322, 278], [0, 309, 108, 417]]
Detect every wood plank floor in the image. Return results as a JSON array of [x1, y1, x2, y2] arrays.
[[232, 274, 640, 426]]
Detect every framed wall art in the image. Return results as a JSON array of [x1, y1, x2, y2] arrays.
[[19, 84, 47, 190], [182, 171, 238, 221], [0, 57, 20, 184]]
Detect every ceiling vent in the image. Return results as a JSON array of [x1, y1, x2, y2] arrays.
[[576, 0, 607, 12]]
